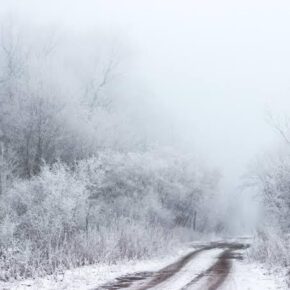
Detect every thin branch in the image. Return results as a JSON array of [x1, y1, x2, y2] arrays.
[[266, 111, 290, 145]]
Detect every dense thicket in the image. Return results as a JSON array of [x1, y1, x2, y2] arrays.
[[0, 22, 221, 280], [0, 151, 220, 279], [251, 148, 290, 230], [248, 144, 290, 268]]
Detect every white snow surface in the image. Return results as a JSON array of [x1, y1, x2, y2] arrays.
[[187, 251, 287, 290], [0, 245, 192, 290], [220, 257, 287, 290], [0, 240, 288, 290], [149, 248, 223, 290]]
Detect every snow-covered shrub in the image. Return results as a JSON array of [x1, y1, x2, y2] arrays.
[[248, 148, 290, 271], [250, 148, 290, 232], [250, 228, 289, 267], [0, 150, 219, 280], [0, 163, 89, 279]]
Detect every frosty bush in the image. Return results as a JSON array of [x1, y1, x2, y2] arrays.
[[249, 228, 289, 267], [249, 147, 290, 270], [0, 150, 219, 280]]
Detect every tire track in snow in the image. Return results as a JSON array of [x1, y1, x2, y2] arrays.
[[95, 242, 250, 290], [95, 246, 210, 290], [182, 243, 249, 290], [136, 247, 214, 290]]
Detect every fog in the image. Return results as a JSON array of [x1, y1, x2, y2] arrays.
[[2, 0, 290, 229]]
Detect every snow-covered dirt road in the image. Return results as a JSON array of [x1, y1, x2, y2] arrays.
[[96, 240, 285, 290], [2, 239, 286, 290]]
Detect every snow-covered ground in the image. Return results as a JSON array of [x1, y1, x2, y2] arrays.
[[188, 248, 287, 290], [221, 259, 287, 290], [0, 245, 192, 290], [150, 248, 223, 290], [0, 240, 288, 290]]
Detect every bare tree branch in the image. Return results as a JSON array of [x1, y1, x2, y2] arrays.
[[266, 111, 290, 145]]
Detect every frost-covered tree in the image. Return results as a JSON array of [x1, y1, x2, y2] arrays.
[[0, 22, 125, 177], [0, 20, 223, 281]]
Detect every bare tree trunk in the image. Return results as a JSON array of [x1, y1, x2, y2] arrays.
[[193, 211, 197, 231], [85, 213, 89, 240], [24, 132, 32, 178], [85, 201, 92, 241], [34, 134, 43, 175], [0, 141, 4, 195]]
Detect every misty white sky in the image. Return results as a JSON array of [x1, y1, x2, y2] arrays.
[[2, 0, 290, 194]]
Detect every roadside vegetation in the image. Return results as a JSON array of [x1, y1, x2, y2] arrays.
[[0, 22, 221, 281], [247, 120, 290, 281]]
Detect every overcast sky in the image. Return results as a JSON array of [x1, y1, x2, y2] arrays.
[[2, 0, 290, 195]]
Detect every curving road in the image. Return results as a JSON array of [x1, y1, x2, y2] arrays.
[[95, 241, 250, 290]]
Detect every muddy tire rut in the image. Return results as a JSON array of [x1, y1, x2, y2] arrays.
[[181, 243, 249, 290]]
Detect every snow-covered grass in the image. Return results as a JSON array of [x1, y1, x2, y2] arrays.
[[229, 238, 289, 289], [2, 238, 288, 290], [249, 229, 289, 267], [0, 243, 195, 290], [246, 231, 290, 289], [222, 257, 287, 290]]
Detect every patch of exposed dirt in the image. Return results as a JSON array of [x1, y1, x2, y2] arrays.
[[96, 272, 153, 290]]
